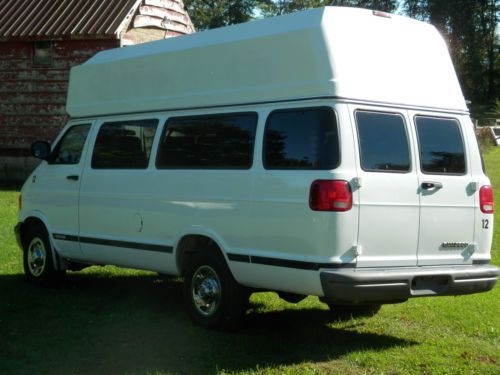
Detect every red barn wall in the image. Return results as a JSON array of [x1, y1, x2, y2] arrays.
[[0, 39, 119, 183]]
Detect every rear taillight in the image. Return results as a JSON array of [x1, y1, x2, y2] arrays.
[[309, 180, 352, 212], [18, 194, 22, 210], [479, 185, 494, 214]]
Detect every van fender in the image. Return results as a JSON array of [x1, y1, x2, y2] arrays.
[[18, 210, 63, 270], [173, 225, 235, 275]]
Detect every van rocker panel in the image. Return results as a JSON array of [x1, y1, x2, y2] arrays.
[[320, 265, 499, 304]]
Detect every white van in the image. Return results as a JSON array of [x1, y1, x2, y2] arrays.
[[15, 7, 498, 329]]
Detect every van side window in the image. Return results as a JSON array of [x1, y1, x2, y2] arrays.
[[415, 116, 465, 175], [91, 119, 158, 169], [355, 111, 410, 172], [50, 124, 91, 165], [263, 107, 339, 170], [156, 113, 257, 169]]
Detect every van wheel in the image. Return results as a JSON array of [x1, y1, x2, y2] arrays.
[[328, 304, 381, 319], [183, 251, 247, 330], [22, 223, 65, 285]]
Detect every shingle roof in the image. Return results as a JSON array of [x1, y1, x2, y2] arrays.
[[0, 0, 141, 40]]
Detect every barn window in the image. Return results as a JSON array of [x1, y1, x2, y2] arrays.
[[33, 41, 52, 66]]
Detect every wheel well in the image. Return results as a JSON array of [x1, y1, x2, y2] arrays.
[[19, 217, 47, 248], [176, 235, 226, 276]]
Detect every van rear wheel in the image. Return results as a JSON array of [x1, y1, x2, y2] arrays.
[[183, 250, 248, 330], [22, 223, 65, 285]]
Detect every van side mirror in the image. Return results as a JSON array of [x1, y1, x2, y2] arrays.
[[31, 141, 51, 161]]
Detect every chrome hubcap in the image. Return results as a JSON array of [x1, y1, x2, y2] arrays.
[[27, 237, 46, 277], [191, 265, 221, 317]]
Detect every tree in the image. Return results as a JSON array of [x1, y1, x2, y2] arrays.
[[184, 0, 258, 30], [403, 0, 499, 114], [186, 1, 399, 29], [330, 0, 397, 12], [258, 0, 397, 17], [258, 1, 329, 17]]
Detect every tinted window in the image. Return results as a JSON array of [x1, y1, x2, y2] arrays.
[[415, 116, 465, 174], [51, 124, 91, 165], [356, 111, 410, 172], [92, 119, 158, 169], [156, 113, 257, 169], [264, 107, 339, 170]]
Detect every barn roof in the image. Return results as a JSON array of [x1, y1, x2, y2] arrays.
[[0, 0, 193, 41]]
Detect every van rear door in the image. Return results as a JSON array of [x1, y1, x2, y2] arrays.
[[352, 107, 420, 267], [412, 113, 475, 265]]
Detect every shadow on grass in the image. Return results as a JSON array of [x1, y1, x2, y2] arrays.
[[0, 273, 415, 375], [0, 185, 21, 192]]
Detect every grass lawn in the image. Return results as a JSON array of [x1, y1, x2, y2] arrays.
[[0, 149, 499, 375]]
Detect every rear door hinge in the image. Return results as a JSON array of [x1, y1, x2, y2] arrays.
[[353, 244, 362, 256], [468, 181, 478, 193], [351, 177, 362, 189]]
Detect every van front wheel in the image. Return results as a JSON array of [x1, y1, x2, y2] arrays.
[[183, 251, 247, 330], [22, 223, 65, 285]]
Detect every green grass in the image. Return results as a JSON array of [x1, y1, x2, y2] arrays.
[[1, 149, 500, 374]]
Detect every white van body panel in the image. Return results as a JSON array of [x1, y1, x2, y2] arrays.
[[20, 121, 94, 258], [409, 111, 476, 266], [456, 115, 493, 263], [349, 104, 420, 267], [245, 101, 358, 265], [71, 101, 357, 296]]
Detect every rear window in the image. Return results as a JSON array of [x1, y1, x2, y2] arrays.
[[263, 107, 339, 170], [355, 111, 410, 172], [415, 116, 466, 175], [156, 112, 257, 169]]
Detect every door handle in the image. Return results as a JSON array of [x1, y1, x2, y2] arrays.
[[421, 181, 443, 190], [67, 175, 79, 181]]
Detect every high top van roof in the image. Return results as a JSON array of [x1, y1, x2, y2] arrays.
[[66, 7, 467, 117]]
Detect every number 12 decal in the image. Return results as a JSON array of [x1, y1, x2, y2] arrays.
[[482, 219, 489, 229]]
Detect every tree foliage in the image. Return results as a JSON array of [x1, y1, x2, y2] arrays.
[[186, 1, 398, 27], [403, 0, 499, 113], [329, 0, 397, 12], [258, 1, 397, 17], [184, 0, 258, 30], [258, 1, 328, 17]]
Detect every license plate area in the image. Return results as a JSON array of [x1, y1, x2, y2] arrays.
[[411, 275, 451, 296]]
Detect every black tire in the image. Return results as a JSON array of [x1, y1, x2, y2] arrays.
[[22, 223, 65, 286], [328, 304, 381, 320], [183, 250, 248, 330]]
